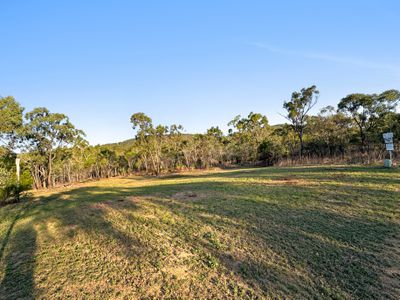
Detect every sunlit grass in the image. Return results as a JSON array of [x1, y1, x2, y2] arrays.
[[0, 166, 399, 299]]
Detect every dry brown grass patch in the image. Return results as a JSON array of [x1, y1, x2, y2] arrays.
[[171, 191, 210, 201]]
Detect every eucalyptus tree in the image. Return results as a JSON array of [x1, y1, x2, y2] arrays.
[[124, 146, 141, 172], [181, 135, 200, 169], [130, 112, 169, 175], [206, 126, 224, 141], [272, 124, 297, 159], [25, 107, 85, 188], [0, 97, 23, 196], [204, 126, 226, 166], [257, 137, 285, 166], [228, 112, 270, 163], [97, 148, 119, 177], [338, 89, 400, 151], [164, 124, 184, 170], [189, 130, 224, 169], [130, 112, 151, 172], [0, 96, 24, 151], [283, 85, 319, 158], [305, 106, 353, 157], [378, 112, 400, 141]]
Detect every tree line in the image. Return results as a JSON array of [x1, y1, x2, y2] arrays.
[[1, 86, 399, 202]]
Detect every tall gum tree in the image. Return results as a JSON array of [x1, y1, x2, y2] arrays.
[[283, 85, 319, 158], [0, 96, 24, 151], [130, 112, 170, 175], [338, 89, 400, 152], [228, 112, 270, 163], [25, 107, 85, 188]]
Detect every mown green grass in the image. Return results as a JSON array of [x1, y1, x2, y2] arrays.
[[0, 166, 399, 299]]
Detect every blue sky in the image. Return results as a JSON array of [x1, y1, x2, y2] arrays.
[[1, 1, 399, 145]]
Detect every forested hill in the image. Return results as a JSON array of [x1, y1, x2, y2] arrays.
[[102, 127, 285, 150], [102, 138, 136, 151], [102, 133, 199, 152]]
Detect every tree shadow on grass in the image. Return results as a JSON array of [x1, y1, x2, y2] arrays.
[[126, 180, 399, 298], [158, 165, 400, 186], [0, 224, 37, 299], [3, 170, 398, 298], [0, 204, 27, 262], [32, 187, 144, 258], [0, 191, 144, 299], [150, 191, 399, 298]]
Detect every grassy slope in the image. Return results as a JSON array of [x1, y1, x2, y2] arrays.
[[0, 166, 399, 299]]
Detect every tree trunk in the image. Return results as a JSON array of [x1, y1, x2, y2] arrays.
[[299, 130, 304, 159], [47, 151, 53, 188], [360, 131, 366, 154]]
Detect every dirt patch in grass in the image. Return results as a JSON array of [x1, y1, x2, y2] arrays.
[[172, 191, 208, 201], [91, 196, 143, 210], [162, 264, 189, 279], [281, 178, 301, 185], [125, 196, 143, 203], [270, 177, 303, 185]]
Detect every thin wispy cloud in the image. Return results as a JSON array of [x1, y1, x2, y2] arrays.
[[250, 42, 400, 73]]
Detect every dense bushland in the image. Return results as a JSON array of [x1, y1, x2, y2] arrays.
[[0, 149, 32, 204], [1, 86, 399, 199]]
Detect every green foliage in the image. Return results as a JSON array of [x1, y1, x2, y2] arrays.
[[202, 253, 219, 268], [338, 90, 400, 147], [283, 85, 319, 157], [228, 112, 269, 133], [130, 112, 187, 174], [0, 96, 24, 150], [25, 107, 85, 151], [304, 107, 354, 157], [130, 112, 153, 137], [206, 126, 224, 141], [258, 139, 285, 166], [20, 169, 34, 190], [24, 107, 86, 188], [0, 167, 31, 204], [228, 112, 271, 164]]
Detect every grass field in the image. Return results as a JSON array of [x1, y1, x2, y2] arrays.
[[0, 166, 399, 299]]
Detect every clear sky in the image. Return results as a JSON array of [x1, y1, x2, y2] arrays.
[[1, 1, 399, 145]]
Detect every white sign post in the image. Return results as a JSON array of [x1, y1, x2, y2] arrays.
[[383, 132, 394, 168], [15, 157, 20, 183]]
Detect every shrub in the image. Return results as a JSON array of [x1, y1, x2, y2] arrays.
[[0, 166, 31, 205], [258, 140, 285, 166]]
